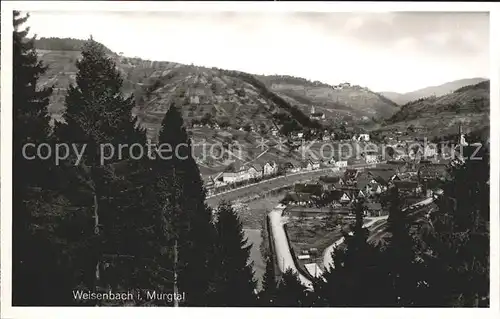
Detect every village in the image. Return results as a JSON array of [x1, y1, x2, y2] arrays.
[[261, 124, 478, 282], [200, 124, 459, 198]]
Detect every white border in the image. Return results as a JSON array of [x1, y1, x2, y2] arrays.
[[1, 2, 499, 319]]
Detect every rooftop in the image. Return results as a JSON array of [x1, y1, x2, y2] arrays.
[[283, 192, 312, 203], [319, 176, 341, 184], [394, 180, 419, 190]]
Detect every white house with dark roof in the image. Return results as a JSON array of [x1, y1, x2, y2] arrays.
[[358, 133, 370, 142], [301, 160, 314, 171], [311, 159, 321, 170], [247, 165, 262, 180], [222, 162, 252, 184], [335, 160, 348, 168], [263, 161, 278, 176]]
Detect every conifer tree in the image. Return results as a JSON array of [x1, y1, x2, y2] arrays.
[[152, 103, 217, 306], [259, 255, 277, 306], [314, 197, 392, 306], [273, 269, 311, 307], [210, 201, 257, 306], [12, 10, 69, 305], [54, 37, 165, 301], [421, 143, 490, 306], [383, 186, 418, 306]]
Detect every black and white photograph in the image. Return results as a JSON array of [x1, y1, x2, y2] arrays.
[[1, 1, 498, 317]]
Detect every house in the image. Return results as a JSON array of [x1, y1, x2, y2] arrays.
[[409, 146, 424, 160], [365, 202, 383, 217], [291, 132, 304, 140], [323, 188, 355, 206], [309, 106, 325, 120], [364, 150, 378, 164], [311, 112, 326, 120], [418, 164, 447, 185], [217, 131, 232, 138], [319, 176, 345, 191], [423, 144, 438, 158], [357, 189, 367, 198], [369, 184, 383, 195], [283, 162, 299, 173], [263, 161, 278, 176], [222, 162, 252, 184], [344, 169, 360, 183], [348, 157, 365, 165], [335, 160, 348, 168], [202, 175, 216, 195], [294, 183, 323, 196], [212, 171, 226, 186], [339, 192, 352, 204], [282, 192, 313, 206], [367, 169, 396, 186], [393, 180, 421, 196], [311, 159, 321, 170], [358, 133, 370, 142], [248, 164, 263, 179], [356, 170, 393, 196], [355, 174, 374, 196], [301, 160, 314, 171], [326, 157, 336, 166], [320, 189, 343, 206]]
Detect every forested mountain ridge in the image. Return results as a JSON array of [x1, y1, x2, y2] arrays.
[[34, 37, 399, 140], [377, 80, 489, 138], [380, 77, 488, 105]]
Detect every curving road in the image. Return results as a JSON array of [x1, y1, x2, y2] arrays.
[[204, 162, 381, 290], [268, 205, 314, 290]]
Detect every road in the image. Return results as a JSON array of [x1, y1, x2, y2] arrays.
[[268, 205, 314, 290], [206, 167, 342, 208], [204, 162, 378, 290], [322, 196, 435, 270], [206, 163, 373, 208]]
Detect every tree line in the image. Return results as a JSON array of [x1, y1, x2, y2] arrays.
[[34, 36, 113, 54], [13, 11, 489, 307]]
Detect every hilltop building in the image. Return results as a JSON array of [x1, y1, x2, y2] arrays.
[[310, 105, 326, 120]]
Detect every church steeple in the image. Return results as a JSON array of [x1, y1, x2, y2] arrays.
[[310, 105, 315, 114], [458, 123, 468, 146]]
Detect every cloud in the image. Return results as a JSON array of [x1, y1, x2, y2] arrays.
[[291, 11, 488, 57]]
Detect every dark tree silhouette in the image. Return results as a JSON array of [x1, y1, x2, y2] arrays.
[[152, 103, 217, 306], [273, 269, 311, 307], [210, 201, 257, 306], [12, 11, 75, 306], [259, 255, 277, 306]]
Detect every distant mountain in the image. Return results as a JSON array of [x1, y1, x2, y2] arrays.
[[34, 37, 400, 139], [378, 80, 490, 138], [259, 75, 400, 125], [380, 78, 488, 105], [35, 37, 113, 54], [37, 50, 327, 140]]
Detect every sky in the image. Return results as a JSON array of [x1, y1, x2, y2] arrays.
[[26, 11, 489, 93]]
